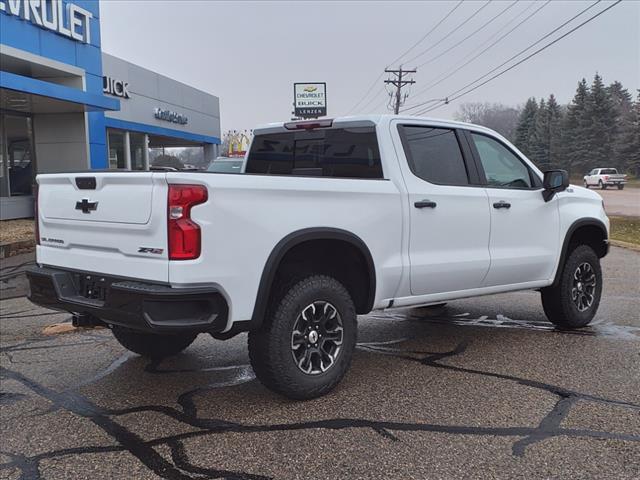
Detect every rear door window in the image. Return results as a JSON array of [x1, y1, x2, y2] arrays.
[[245, 127, 383, 178], [398, 125, 470, 185]]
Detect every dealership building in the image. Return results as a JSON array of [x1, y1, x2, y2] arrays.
[[0, 0, 221, 219]]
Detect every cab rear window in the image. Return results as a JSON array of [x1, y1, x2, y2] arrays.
[[245, 127, 383, 179]]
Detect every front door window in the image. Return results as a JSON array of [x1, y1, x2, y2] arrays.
[[470, 133, 536, 189]]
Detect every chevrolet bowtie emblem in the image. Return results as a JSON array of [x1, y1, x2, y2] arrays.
[[75, 198, 99, 214]]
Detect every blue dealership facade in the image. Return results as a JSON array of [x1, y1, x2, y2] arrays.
[[0, 0, 221, 219]]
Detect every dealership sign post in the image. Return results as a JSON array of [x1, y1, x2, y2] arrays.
[[294, 83, 327, 118]]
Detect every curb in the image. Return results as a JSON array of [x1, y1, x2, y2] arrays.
[[609, 239, 640, 253], [0, 240, 36, 259]]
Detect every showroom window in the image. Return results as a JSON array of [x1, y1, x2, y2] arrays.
[[108, 129, 126, 169], [0, 113, 35, 197], [107, 129, 149, 170], [129, 132, 146, 170]]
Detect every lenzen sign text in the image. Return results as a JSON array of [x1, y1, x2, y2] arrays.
[[0, 0, 93, 44]]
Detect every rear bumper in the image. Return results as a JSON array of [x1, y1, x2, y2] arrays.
[[26, 265, 228, 333]]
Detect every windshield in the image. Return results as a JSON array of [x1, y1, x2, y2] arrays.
[[207, 160, 244, 173]]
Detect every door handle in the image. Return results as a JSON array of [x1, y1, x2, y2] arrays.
[[493, 201, 511, 209], [414, 200, 437, 209]]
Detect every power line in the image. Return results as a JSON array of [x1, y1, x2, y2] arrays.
[[345, 72, 385, 115], [416, 0, 519, 69], [404, 0, 550, 110], [416, 0, 621, 116], [403, 0, 493, 66], [387, 0, 464, 67], [358, 85, 389, 114], [406, 0, 603, 115], [360, 0, 498, 115], [345, 0, 464, 115]]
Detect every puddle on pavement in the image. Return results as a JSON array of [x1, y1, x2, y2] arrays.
[[364, 310, 640, 340]]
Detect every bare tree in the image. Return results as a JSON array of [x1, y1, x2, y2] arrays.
[[455, 102, 521, 141]]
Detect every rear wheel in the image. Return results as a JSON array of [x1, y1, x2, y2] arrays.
[[618, 184, 624, 190], [541, 245, 602, 329], [599, 180, 606, 190], [248, 275, 357, 400], [112, 327, 197, 359]]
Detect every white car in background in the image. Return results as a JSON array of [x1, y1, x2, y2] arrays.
[[584, 168, 627, 190]]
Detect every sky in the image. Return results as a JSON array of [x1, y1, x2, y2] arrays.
[[100, 0, 639, 132]]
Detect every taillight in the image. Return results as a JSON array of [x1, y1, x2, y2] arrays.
[[167, 184, 207, 260], [34, 183, 40, 245], [603, 175, 609, 181]]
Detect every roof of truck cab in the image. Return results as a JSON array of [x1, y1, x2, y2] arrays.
[[253, 115, 499, 136]]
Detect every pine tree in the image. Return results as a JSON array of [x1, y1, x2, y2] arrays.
[[608, 81, 634, 171], [514, 97, 538, 157], [583, 73, 616, 169], [561, 79, 590, 175], [530, 98, 550, 168], [614, 90, 640, 176], [608, 81, 633, 115], [547, 94, 563, 168]]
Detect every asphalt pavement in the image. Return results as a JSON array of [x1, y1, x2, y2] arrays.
[[597, 186, 640, 217], [1, 247, 639, 479]]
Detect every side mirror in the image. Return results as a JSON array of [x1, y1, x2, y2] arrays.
[[542, 169, 569, 202]]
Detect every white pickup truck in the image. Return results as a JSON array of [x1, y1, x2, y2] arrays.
[[583, 168, 627, 190], [27, 116, 609, 399]]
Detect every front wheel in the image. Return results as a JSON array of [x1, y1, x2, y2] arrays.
[[112, 327, 197, 359], [583, 180, 589, 189], [541, 245, 602, 329], [248, 275, 357, 400]]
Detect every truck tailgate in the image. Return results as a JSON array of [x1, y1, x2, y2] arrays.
[[36, 172, 170, 282]]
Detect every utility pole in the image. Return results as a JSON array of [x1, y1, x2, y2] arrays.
[[384, 67, 416, 114]]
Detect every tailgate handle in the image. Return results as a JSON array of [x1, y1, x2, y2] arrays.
[[76, 177, 96, 190]]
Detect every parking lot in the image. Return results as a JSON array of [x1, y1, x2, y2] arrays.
[[599, 187, 640, 217], [1, 245, 638, 479]]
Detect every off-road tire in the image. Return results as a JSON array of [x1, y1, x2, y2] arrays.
[[541, 245, 602, 329], [112, 327, 197, 359], [248, 275, 357, 400], [618, 184, 624, 190]]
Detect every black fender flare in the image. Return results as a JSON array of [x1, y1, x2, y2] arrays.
[[551, 218, 609, 287], [248, 227, 376, 330]]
